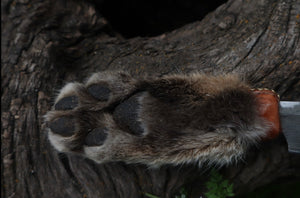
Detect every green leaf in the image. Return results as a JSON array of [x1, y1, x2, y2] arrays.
[[204, 169, 235, 198]]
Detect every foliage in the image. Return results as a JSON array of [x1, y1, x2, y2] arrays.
[[204, 169, 235, 198], [145, 169, 235, 198]]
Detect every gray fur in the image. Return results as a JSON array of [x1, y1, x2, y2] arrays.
[[45, 71, 270, 167]]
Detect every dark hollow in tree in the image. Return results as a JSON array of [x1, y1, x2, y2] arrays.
[[95, 0, 228, 38], [1, 0, 300, 198]]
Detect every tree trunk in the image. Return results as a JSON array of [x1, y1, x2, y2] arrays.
[[1, 0, 300, 197]]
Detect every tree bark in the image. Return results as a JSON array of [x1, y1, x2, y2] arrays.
[[1, 0, 300, 198]]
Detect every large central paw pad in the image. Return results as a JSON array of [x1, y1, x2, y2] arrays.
[[113, 93, 145, 136], [85, 127, 108, 146]]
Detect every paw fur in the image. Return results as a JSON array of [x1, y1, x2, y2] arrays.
[[45, 72, 269, 167]]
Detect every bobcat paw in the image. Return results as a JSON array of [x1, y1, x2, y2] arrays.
[[45, 72, 269, 167]]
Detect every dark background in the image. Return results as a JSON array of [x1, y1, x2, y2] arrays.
[[94, 0, 228, 38]]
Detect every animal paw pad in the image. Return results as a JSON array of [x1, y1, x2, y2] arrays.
[[54, 95, 78, 110], [87, 84, 111, 101], [113, 93, 145, 136], [48, 117, 76, 137], [85, 127, 108, 146]]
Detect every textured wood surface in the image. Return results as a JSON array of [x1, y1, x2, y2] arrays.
[[1, 0, 300, 197]]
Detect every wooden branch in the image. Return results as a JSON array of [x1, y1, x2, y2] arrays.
[[2, 0, 300, 197]]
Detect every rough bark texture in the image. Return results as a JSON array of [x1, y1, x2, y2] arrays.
[[1, 0, 300, 198]]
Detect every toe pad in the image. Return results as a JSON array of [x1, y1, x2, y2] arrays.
[[88, 84, 111, 101], [49, 117, 76, 136], [55, 96, 78, 110]]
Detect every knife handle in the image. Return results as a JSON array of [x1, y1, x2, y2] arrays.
[[253, 89, 281, 139]]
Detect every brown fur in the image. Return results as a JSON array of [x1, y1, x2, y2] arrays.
[[45, 72, 269, 167]]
